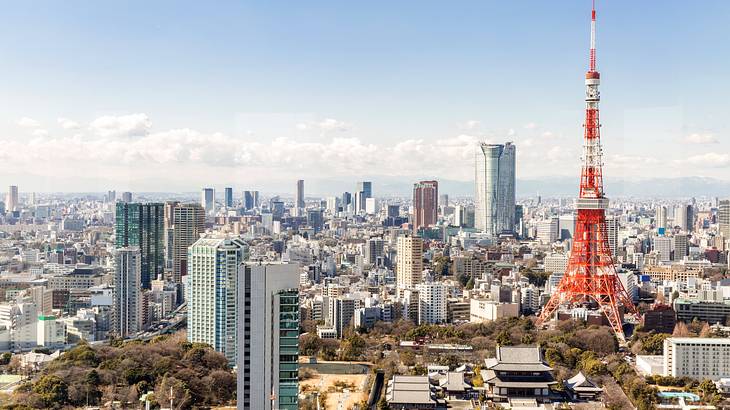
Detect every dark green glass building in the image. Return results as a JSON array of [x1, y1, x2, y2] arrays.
[[115, 202, 164, 289]]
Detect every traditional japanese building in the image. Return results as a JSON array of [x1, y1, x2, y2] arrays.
[[564, 371, 603, 401], [482, 345, 558, 404]]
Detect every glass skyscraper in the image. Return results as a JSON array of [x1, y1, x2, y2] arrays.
[[115, 202, 164, 289], [475, 142, 516, 237]]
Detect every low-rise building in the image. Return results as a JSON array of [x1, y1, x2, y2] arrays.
[[470, 299, 519, 322], [385, 375, 437, 409]]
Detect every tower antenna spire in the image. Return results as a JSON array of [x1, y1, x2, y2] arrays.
[[590, 0, 597, 72]]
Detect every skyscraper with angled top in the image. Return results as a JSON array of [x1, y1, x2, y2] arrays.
[[475, 142, 516, 237]]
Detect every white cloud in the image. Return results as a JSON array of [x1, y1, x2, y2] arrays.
[[17, 117, 41, 128], [58, 117, 81, 130], [296, 118, 351, 133], [679, 153, 730, 167], [458, 120, 481, 131], [89, 113, 151, 137], [683, 133, 718, 144], [31, 129, 49, 138]]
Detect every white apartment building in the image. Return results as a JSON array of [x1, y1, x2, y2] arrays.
[[521, 285, 541, 313], [664, 337, 730, 381], [416, 282, 447, 324], [187, 237, 248, 365]]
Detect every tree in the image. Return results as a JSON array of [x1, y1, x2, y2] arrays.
[[33, 375, 69, 408], [400, 350, 416, 367], [699, 379, 718, 398], [432, 255, 451, 276], [640, 333, 668, 355], [340, 333, 366, 361], [300, 333, 322, 356], [673, 322, 690, 337], [0, 352, 11, 365], [472, 366, 484, 387], [496, 330, 512, 346]]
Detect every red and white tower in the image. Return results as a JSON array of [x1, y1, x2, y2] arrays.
[[537, 1, 640, 341]]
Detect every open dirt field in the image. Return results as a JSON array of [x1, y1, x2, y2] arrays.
[[301, 372, 370, 410]]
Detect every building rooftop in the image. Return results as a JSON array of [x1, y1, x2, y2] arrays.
[[667, 337, 730, 345], [387, 375, 434, 405]]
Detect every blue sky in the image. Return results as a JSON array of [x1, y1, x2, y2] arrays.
[[0, 1, 728, 193]]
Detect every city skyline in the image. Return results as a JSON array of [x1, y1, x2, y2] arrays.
[[1, 1, 728, 193]]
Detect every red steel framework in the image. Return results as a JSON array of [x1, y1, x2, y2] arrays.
[[537, 1, 640, 342]]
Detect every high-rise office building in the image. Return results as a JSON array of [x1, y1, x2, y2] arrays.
[[674, 204, 692, 232], [654, 236, 672, 263], [115, 202, 164, 289], [224, 187, 234, 208], [113, 247, 142, 337], [674, 234, 688, 261], [201, 188, 215, 215], [306, 209, 324, 233], [475, 142, 516, 237], [365, 237, 384, 266], [396, 235, 423, 289], [656, 205, 667, 230], [6, 185, 18, 212], [413, 180, 438, 231], [106, 190, 116, 203], [171, 203, 206, 284], [237, 262, 299, 410], [357, 181, 372, 199], [243, 190, 259, 210], [188, 237, 248, 365], [121, 191, 133, 203], [720, 200, 730, 239], [296, 180, 305, 212], [341, 192, 352, 211], [387, 204, 400, 218], [355, 181, 372, 211]]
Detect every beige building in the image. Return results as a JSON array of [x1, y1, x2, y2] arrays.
[[469, 299, 519, 322], [643, 265, 702, 282], [396, 235, 423, 289]]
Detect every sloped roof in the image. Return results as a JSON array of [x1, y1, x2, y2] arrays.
[[439, 372, 470, 391], [565, 372, 603, 392]]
